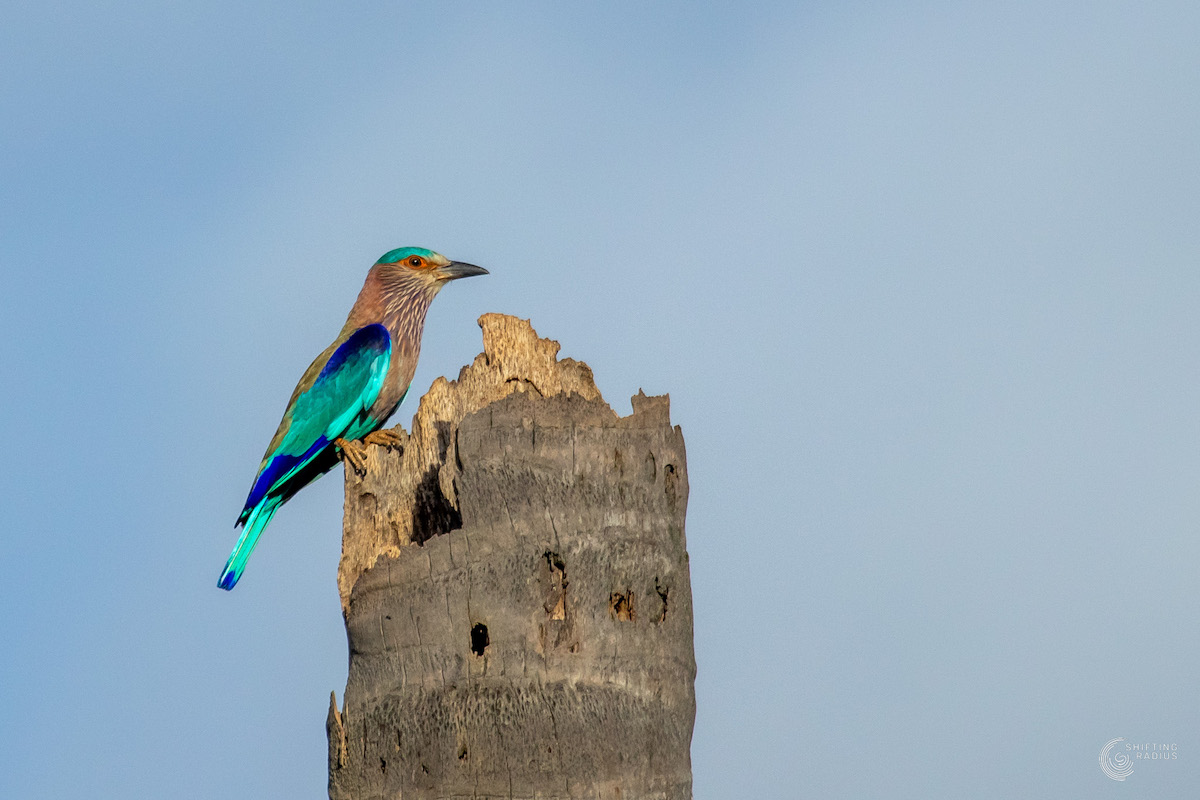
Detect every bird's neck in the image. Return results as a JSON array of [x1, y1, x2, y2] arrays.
[[345, 267, 440, 357]]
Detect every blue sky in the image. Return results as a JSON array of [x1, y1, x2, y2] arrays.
[[3, 2, 1199, 797]]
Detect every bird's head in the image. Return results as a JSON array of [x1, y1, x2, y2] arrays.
[[375, 246, 488, 289]]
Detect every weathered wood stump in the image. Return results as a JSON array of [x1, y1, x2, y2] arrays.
[[327, 314, 695, 800]]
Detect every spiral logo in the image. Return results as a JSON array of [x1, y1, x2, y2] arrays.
[[1100, 738, 1134, 781]]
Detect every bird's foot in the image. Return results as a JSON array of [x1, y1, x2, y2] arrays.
[[363, 428, 407, 453], [334, 437, 368, 477]]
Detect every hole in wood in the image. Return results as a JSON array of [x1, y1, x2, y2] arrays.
[[655, 577, 670, 623], [610, 591, 635, 621], [410, 465, 463, 545], [470, 623, 489, 655], [543, 551, 567, 620]]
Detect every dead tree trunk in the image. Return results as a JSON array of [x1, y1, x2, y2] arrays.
[[327, 314, 695, 800]]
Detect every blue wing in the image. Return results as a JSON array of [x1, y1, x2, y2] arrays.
[[219, 324, 391, 589]]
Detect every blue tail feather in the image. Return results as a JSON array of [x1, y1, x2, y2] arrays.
[[218, 499, 281, 590]]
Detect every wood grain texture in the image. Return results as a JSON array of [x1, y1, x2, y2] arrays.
[[329, 315, 695, 800]]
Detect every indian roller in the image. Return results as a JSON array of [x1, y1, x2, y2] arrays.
[[218, 246, 487, 590]]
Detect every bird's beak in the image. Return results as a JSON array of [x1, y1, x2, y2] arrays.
[[438, 261, 489, 281]]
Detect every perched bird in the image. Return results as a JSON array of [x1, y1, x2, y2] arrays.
[[218, 246, 487, 590]]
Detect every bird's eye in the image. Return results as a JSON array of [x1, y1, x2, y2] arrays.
[[409, 256, 423, 267]]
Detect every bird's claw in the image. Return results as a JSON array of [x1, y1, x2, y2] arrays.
[[363, 428, 407, 453], [334, 437, 368, 477]]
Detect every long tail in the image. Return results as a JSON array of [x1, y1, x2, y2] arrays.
[[218, 498, 281, 590]]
